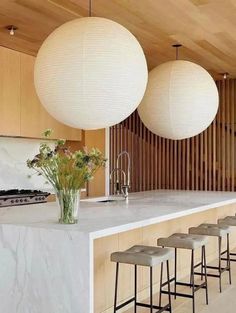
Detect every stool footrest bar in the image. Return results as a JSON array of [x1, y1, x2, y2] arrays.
[[161, 290, 193, 299], [115, 297, 135, 310], [161, 277, 175, 287], [136, 302, 171, 312]]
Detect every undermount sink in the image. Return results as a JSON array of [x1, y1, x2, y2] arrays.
[[81, 196, 126, 203], [97, 199, 117, 203]]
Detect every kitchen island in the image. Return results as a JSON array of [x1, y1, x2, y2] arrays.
[[1, 190, 236, 313]]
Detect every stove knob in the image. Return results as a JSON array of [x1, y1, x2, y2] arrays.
[[11, 200, 14, 203], [24, 199, 28, 202], [15, 199, 19, 203], [20, 199, 23, 202], [35, 197, 38, 201]]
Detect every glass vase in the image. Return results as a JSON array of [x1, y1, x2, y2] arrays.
[[56, 189, 80, 224]]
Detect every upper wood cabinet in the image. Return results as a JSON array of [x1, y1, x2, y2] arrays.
[[0, 48, 21, 136], [20, 53, 82, 140], [0, 46, 81, 141]]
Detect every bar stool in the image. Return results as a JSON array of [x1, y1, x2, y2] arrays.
[[189, 223, 231, 292], [157, 233, 208, 313], [111, 245, 174, 313], [218, 216, 236, 262]]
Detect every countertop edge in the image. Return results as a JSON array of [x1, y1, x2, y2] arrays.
[[89, 198, 236, 240]]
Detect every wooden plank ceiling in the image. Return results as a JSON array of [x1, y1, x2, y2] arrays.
[[1, 0, 236, 77]]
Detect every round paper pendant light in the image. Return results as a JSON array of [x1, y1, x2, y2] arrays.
[[34, 17, 148, 130], [138, 60, 219, 140]]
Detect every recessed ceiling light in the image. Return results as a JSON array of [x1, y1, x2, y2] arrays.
[[6, 25, 18, 36]]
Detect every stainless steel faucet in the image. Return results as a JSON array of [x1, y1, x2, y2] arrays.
[[110, 151, 131, 199]]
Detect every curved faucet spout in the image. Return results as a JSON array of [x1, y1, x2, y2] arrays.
[[116, 151, 130, 187], [110, 168, 127, 195]]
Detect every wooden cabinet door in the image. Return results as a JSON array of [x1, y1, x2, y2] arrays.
[[20, 53, 82, 141], [20, 53, 41, 138], [0, 47, 20, 136]]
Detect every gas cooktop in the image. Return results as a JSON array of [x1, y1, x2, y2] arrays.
[[0, 189, 50, 207]]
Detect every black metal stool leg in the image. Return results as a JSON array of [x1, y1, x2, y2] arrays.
[[191, 250, 195, 313], [134, 264, 137, 313], [159, 262, 163, 308], [218, 236, 222, 293], [174, 248, 177, 299], [150, 266, 153, 313], [201, 246, 204, 280], [166, 260, 172, 313], [114, 262, 119, 313], [203, 245, 209, 305], [190, 248, 194, 287], [227, 233, 232, 285]]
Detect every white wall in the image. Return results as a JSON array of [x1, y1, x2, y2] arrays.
[[0, 137, 53, 191]]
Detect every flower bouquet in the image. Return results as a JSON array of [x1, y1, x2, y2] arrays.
[[27, 129, 106, 224]]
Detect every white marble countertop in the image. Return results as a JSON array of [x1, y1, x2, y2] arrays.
[[1, 190, 236, 239], [1, 190, 236, 313]]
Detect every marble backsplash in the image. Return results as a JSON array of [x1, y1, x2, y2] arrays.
[[0, 137, 53, 191]]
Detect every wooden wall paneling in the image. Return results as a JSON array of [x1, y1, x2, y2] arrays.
[[147, 125, 150, 189], [226, 79, 231, 191], [231, 81, 235, 191], [110, 79, 236, 192], [132, 113, 135, 190], [199, 133, 203, 190], [190, 137, 194, 190], [222, 79, 226, 191], [173, 141, 177, 189], [195, 135, 199, 190], [212, 117, 216, 191], [142, 122, 145, 190], [186, 138, 190, 190], [154, 131, 158, 190], [216, 81, 222, 191], [166, 139, 169, 189], [204, 127, 208, 190], [169, 140, 173, 189], [161, 138, 165, 188], [158, 136, 162, 189], [177, 140, 181, 189], [182, 140, 186, 189]]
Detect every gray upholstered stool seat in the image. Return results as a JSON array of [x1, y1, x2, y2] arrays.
[[111, 245, 174, 267], [157, 233, 208, 313], [218, 216, 236, 264], [189, 223, 230, 237], [111, 245, 173, 313], [190, 223, 232, 293], [158, 233, 208, 250], [218, 216, 236, 226]]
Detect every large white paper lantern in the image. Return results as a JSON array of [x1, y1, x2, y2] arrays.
[[138, 60, 219, 140], [34, 17, 148, 129]]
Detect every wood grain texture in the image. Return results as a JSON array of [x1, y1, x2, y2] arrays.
[[0, 47, 20, 136], [110, 79, 236, 192], [94, 203, 236, 313], [0, 45, 82, 141], [1, 0, 236, 76], [84, 129, 106, 197]]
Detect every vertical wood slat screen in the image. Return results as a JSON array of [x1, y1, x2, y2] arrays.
[[109, 79, 236, 193]]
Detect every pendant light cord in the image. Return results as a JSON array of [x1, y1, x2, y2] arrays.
[[172, 44, 182, 60], [176, 46, 179, 60], [89, 0, 92, 17]]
